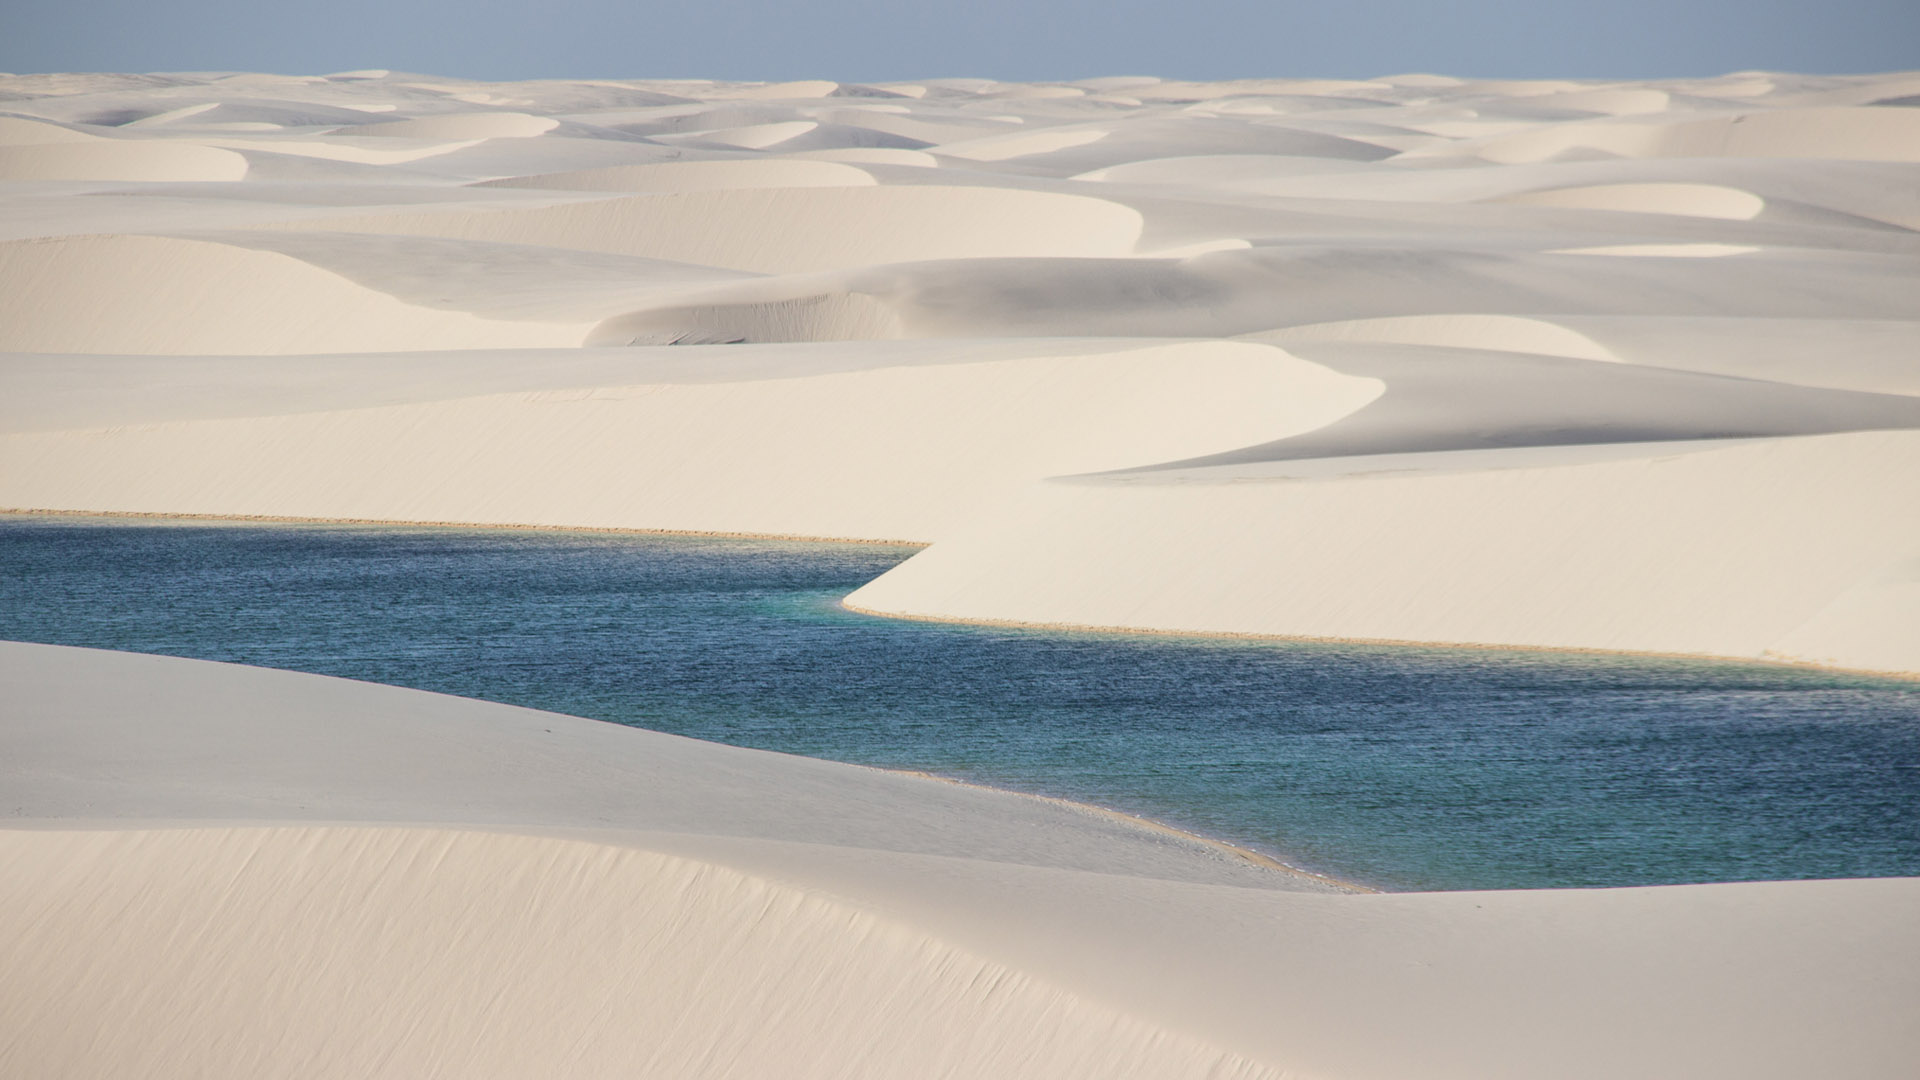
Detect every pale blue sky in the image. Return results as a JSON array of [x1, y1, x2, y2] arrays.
[[3, 0, 1915, 81]]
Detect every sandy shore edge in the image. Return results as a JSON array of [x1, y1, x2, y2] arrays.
[[864, 765, 1375, 893], [10, 507, 1907, 681], [0, 507, 930, 547], [841, 600, 1920, 683]]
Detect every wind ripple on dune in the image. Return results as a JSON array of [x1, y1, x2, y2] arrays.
[[0, 826, 1281, 1080], [4, 642, 1914, 1080]]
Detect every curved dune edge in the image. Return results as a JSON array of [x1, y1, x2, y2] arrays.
[[872, 766, 1375, 891], [334, 111, 559, 138], [196, 134, 487, 164], [0, 140, 249, 181], [1490, 181, 1765, 220], [0, 234, 584, 354], [258, 185, 1147, 273], [1251, 313, 1619, 362], [0, 342, 1381, 542], [0, 116, 100, 145], [3, 504, 1906, 682], [4, 644, 1917, 1080], [844, 431, 1920, 677], [591, 287, 907, 344], [934, 125, 1110, 161], [1466, 106, 1920, 165], [1550, 243, 1759, 257], [660, 119, 819, 149], [842, 600, 1920, 682], [479, 157, 876, 192], [0, 826, 1281, 1080]]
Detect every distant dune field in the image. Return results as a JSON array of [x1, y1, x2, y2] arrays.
[[2, 68, 1915, 672]]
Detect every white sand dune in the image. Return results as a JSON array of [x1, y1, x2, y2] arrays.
[[1, 828, 1232, 1080], [792, 145, 939, 166], [481, 157, 875, 192], [1556, 315, 1920, 395], [0, 234, 584, 353], [257, 184, 1145, 272], [1165, 343, 1920, 467], [334, 110, 560, 139], [1253, 312, 1920, 395], [977, 116, 1399, 175], [847, 429, 1920, 674], [1463, 105, 1920, 165], [725, 79, 841, 99], [1489, 181, 1766, 219], [1146, 148, 1920, 231], [810, 107, 1008, 147], [2, 67, 1916, 671], [194, 132, 489, 165], [201, 229, 755, 321], [933, 124, 1111, 161], [582, 243, 1920, 345], [0, 116, 102, 145], [1551, 241, 1760, 256], [654, 118, 819, 150], [6, 643, 1916, 1080], [0, 340, 1378, 540], [1254, 313, 1619, 361], [1076, 152, 1378, 187], [1529, 85, 1673, 115], [0, 139, 248, 181], [0, 827, 1286, 1080], [6, 69, 1917, 1073]]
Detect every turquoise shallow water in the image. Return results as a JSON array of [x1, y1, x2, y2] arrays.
[[3, 514, 1916, 891]]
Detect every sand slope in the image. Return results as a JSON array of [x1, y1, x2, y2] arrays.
[[0, 827, 1284, 1080], [0, 234, 583, 353], [0, 341, 1377, 540], [257, 185, 1145, 273], [847, 431, 1920, 674], [2, 67, 1918, 671], [6, 643, 1916, 1080]]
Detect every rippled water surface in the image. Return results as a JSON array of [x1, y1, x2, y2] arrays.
[[5, 515, 1916, 891]]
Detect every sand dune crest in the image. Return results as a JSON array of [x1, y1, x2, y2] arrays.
[[263, 185, 1145, 272], [1492, 181, 1765, 219], [0, 341, 1379, 540], [0, 140, 248, 181], [0, 234, 581, 354], [481, 157, 875, 192], [1252, 314, 1619, 362]]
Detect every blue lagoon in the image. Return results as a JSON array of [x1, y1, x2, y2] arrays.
[[4, 513, 1915, 892]]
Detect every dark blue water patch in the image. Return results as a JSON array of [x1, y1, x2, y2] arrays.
[[3, 513, 1916, 892]]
